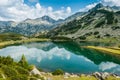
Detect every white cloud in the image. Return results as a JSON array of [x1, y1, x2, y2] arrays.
[[79, 0, 120, 12], [77, 0, 120, 17], [66, 7, 72, 13], [35, 3, 42, 10], [101, 0, 120, 6], [0, 45, 71, 62], [0, 0, 18, 7], [99, 62, 118, 71], [48, 7, 53, 12], [79, 3, 97, 12], [0, 0, 72, 21]]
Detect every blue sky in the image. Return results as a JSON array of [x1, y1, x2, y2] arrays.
[[0, 0, 119, 21], [25, 0, 100, 12]]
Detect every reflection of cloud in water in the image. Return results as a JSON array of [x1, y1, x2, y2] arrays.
[[112, 67, 120, 74], [23, 42, 56, 51], [99, 62, 118, 71], [77, 56, 93, 63], [0, 46, 71, 62]]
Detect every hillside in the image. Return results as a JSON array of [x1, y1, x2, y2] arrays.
[[0, 55, 44, 80], [0, 33, 27, 42], [48, 3, 120, 43]]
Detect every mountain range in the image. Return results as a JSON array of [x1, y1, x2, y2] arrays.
[[0, 16, 63, 36], [0, 3, 120, 41], [47, 3, 120, 42]]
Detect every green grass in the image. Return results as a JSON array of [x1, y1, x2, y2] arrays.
[[0, 56, 44, 80], [86, 35, 120, 44], [0, 38, 51, 48], [0, 33, 25, 42], [44, 75, 97, 80], [84, 46, 120, 55], [106, 76, 120, 80]]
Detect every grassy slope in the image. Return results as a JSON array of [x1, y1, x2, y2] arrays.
[[45, 75, 97, 80], [85, 46, 120, 55], [48, 9, 120, 45], [0, 33, 51, 48], [0, 38, 50, 48], [0, 32, 24, 42], [0, 56, 44, 80], [44, 75, 120, 80]]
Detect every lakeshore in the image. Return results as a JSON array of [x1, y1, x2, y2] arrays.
[[0, 39, 120, 80], [40, 71, 120, 80], [0, 38, 120, 58], [0, 55, 120, 80], [0, 38, 51, 48]]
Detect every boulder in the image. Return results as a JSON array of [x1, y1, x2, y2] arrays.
[[30, 66, 41, 76], [92, 72, 102, 80], [101, 72, 109, 79]]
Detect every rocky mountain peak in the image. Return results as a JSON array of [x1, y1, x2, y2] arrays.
[[89, 3, 104, 12], [24, 18, 32, 21], [95, 3, 104, 9], [41, 15, 56, 23], [90, 3, 120, 12]]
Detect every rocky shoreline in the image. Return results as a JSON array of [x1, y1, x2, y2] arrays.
[[31, 67, 120, 80], [92, 72, 120, 80]]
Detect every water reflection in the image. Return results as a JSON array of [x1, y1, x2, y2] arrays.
[[0, 41, 120, 74], [54, 42, 120, 65]]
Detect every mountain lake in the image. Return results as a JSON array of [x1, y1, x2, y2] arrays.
[[0, 41, 120, 74]]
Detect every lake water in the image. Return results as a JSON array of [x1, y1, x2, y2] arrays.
[[0, 41, 120, 74]]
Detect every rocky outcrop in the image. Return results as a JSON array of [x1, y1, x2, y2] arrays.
[[92, 72, 120, 80], [30, 66, 41, 76]]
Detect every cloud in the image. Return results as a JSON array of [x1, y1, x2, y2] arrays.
[[0, 0, 72, 21], [99, 62, 118, 71], [79, 3, 97, 12], [0, 45, 71, 62], [48, 7, 53, 12], [2, 0, 120, 21], [79, 0, 120, 12], [101, 0, 120, 6], [66, 7, 72, 13], [35, 3, 42, 10]]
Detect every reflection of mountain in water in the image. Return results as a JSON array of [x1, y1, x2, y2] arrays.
[[0, 41, 120, 74], [22, 42, 56, 51], [54, 42, 120, 65]]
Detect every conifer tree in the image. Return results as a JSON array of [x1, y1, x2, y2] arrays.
[[19, 54, 28, 68]]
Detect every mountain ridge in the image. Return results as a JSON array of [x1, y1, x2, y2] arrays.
[[0, 3, 120, 38], [0, 16, 58, 36], [47, 3, 120, 43]]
